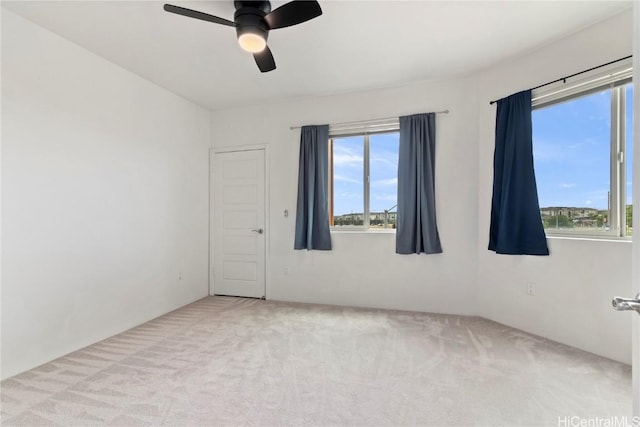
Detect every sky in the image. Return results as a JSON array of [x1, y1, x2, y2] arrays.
[[332, 84, 634, 217], [532, 84, 634, 210], [332, 132, 399, 216]]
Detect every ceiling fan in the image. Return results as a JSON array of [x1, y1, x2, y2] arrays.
[[163, 1, 322, 73]]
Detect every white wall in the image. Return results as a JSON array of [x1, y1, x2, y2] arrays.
[[476, 10, 633, 364], [1, 10, 211, 379], [211, 78, 480, 316]]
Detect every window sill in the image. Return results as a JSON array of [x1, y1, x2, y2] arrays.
[[331, 229, 396, 234], [546, 234, 631, 244]]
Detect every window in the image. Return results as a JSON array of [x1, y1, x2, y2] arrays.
[[329, 130, 399, 230], [532, 65, 633, 238]]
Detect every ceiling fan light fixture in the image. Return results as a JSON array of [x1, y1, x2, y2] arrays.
[[164, 0, 323, 72], [238, 32, 266, 53]]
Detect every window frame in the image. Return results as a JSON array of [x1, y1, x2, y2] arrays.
[[328, 127, 400, 232], [532, 63, 633, 239]]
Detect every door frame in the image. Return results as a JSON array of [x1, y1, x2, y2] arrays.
[[209, 144, 270, 299], [632, 0, 640, 415]]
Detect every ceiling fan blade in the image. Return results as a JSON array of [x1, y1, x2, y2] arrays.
[[264, 1, 322, 30], [163, 4, 236, 27], [254, 46, 276, 73]]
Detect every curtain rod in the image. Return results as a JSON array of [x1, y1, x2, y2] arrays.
[[488, 55, 632, 105], [289, 110, 450, 130]]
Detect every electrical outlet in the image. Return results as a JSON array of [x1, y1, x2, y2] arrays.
[[178, 271, 183, 280], [283, 266, 290, 275], [527, 282, 536, 296]]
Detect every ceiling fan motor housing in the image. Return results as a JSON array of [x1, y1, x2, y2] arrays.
[[234, 1, 271, 42]]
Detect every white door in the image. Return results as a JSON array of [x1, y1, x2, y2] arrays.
[[212, 149, 266, 298]]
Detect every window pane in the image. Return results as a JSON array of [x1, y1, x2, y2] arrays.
[[533, 88, 611, 234], [627, 84, 634, 236], [332, 136, 364, 227], [369, 132, 399, 229]]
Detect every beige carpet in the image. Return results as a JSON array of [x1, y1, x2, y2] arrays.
[[0, 296, 631, 426]]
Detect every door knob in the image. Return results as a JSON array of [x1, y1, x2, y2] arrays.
[[251, 228, 264, 234], [612, 294, 640, 314]]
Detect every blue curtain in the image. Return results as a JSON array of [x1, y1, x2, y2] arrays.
[[489, 90, 549, 255], [294, 125, 332, 250], [396, 113, 442, 254]]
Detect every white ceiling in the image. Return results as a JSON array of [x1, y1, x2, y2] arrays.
[[2, 0, 632, 111]]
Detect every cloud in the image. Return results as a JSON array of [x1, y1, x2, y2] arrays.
[[372, 178, 397, 187], [333, 174, 360, 184], [333, 144, 363, 167], [568, 137, 601, 149], [370, 157, 397, 168], [371, 193, 397, 203], [585, 200, 592, 205], [333, 153, 363, 167], [560, 183, 576, 188], [334, 191, 362, 199]]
